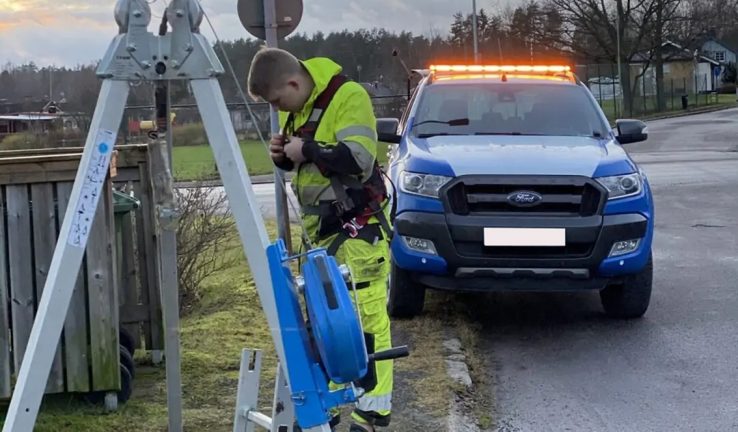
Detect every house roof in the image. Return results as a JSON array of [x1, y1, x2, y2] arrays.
[[692, 35, 738, 55], [631, 40, 720, 65], [0, 114, 57, 121]]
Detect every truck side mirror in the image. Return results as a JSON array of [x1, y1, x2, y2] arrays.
[[377, 118, 401, 144], [615, 119, 648, 144]]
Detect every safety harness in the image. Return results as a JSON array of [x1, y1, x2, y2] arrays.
[[285, 74, 393, 256]]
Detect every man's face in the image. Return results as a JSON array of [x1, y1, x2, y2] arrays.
[[266, 80, 305, 112]]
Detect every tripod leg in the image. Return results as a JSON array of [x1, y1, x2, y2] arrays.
[[271, 363, 295, 431], [2, 79, 130, 432]]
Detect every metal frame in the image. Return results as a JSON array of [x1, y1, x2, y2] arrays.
[[1, 0, 328, 430]]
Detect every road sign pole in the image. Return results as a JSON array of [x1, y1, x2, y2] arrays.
[[264, 0, 293, 254]]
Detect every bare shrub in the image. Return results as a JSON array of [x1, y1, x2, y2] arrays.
[[175, 183, 238, 313]]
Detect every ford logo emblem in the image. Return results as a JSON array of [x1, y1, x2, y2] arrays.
[[507, 191, 543, 207]]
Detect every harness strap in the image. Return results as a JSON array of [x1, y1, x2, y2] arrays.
[[325, 223, 383, 256], [288, 74, 350, 140]]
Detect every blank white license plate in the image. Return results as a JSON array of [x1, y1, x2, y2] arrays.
[[483, 228, 566, 247]]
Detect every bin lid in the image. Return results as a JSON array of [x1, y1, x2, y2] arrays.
[[113, 189, 141, 213]]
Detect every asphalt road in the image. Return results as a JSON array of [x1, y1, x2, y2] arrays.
[[470, 108, 738, 432]]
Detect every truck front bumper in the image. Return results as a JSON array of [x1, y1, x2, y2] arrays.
[[390, 210, 652, 292]]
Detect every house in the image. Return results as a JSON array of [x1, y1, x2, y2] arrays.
[[699, 37, 738, 66], [0, 113, 58, 136], [630, 40, 721, 95], [0, 101, 87, 142]]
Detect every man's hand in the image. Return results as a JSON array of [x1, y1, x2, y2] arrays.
[[269, 133, 287, 162], [284, 135, 306, 164]]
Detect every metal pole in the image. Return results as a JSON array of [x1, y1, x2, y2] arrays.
[[472, 0, 479, 63], [154, 81, 184, 432], [264, 0, 293, 253], [616, 7, 622, 118]]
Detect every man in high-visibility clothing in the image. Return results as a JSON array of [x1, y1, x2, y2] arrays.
[[248, 47, 393, 432]]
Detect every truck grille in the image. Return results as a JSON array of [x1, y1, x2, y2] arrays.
[[445, 176, 604, 216], [455, 242, 594, 259]]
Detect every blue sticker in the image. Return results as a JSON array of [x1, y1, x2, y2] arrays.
[[98, 142, 109, 153]]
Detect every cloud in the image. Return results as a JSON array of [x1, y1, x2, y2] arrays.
[[1, 0, 487, 67]]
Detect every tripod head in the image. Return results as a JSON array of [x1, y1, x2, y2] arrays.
[[100, 0, 223, 81]]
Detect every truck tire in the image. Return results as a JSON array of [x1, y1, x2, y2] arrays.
[[600, 253, 653, 319], [388, 264, 425, 318]]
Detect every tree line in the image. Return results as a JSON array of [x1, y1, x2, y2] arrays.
[[2, 0, 738, 118]]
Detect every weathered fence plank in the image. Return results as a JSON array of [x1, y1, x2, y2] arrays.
[[86, 183, 120, 391], [30, 183, 65, 393], [6, 185, 34, 373], [117, 187, 142, 351], [132, 181, 153, 350], [137, 163, 164, 353], [0, 186, 12, 398], [56, 181, 91, 393]]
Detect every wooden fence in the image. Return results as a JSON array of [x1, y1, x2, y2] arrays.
[[0, 144, 164, 400]]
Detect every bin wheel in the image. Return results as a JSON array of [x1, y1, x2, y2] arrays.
[[82, 361, 135, 406], [117, 364, 133, 404], [120, 344, 135, 379], [119, 327, 136, 357]]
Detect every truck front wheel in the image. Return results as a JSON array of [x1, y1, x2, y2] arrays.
[[388, 264, 425, 318], [600, 254, 653, 319]]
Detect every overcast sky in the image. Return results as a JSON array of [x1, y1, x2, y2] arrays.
[[0, 0, 514, 68]]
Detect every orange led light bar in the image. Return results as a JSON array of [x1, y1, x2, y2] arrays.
[[430, 65, 571, 73], [433, 74, 571, 82]]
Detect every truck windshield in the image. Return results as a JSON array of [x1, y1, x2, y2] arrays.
[[411, 82, 609, 138]]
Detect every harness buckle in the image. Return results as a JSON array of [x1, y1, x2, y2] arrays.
[[331, 198, 355, 217], [342, 218, 364, 238]]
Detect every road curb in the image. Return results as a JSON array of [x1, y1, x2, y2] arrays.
[[444, 338, 481, 432], [174, 173, 293, 188], [640, 103, 736, 122]]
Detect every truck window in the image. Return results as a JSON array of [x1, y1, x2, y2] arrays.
[[412, 82, 608, 138]]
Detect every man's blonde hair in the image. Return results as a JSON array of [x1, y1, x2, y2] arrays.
[[247, 47, 303, 100]]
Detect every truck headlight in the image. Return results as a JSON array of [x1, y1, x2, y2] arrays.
[[596, 173, 642, 200], [400, 171, 452, 198]]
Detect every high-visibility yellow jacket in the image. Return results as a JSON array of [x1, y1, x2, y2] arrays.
[[277, 57, 380, 238]]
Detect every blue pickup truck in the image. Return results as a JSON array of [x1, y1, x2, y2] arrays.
[[377, 65, 654, 319]]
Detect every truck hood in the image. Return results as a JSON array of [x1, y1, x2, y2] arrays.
[[410, 135, 634, 177]]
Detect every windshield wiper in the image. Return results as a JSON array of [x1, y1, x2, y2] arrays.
[[416, 132, 466, 138], [474, 132, 549, 136], [412, 118, 469, 129]]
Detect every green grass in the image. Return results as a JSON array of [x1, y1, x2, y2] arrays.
[[172, 140, 391, 181], [172, 140, 274, 180]]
